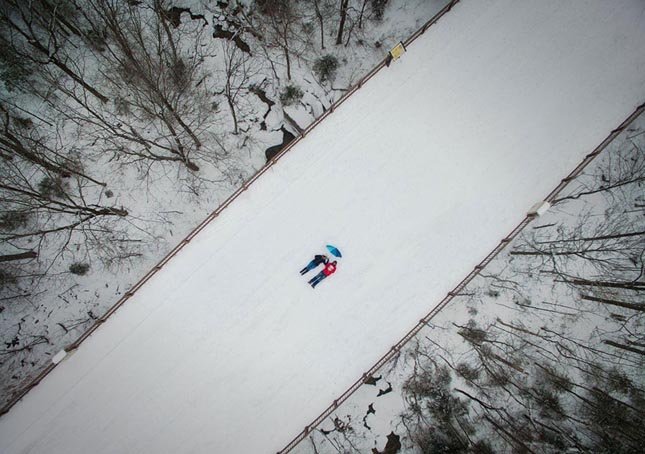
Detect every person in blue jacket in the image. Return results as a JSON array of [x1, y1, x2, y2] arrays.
[[299, 254, 329, 275]]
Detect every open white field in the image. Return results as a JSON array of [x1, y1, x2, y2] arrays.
[[1, 1, 644, 453]]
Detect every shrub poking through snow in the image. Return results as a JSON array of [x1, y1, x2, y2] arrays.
[[371, 0, 389, 20], [0, 268, 17, 286], [0, 211, 29, 231], [313, 55, 339, 83], [455, 362, 480, 381], [37, 176, 66, 199], [69, 262, 90, 276], [279, 84, 303, 106]]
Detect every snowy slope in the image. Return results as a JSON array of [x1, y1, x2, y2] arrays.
[[1, 1, 645, 453]]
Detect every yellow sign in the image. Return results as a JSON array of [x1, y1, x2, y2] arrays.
[[389, 42, 406, 60]]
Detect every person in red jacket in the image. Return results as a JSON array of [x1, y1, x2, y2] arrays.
[[308, 261, 337, 288]]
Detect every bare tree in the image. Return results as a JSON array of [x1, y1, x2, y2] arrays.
[[0, 103, 127, 283], [216, 40, 264, 135], [515, 134, 643, 272], [357, 0, 369, 29], [244, 0, 305, 80], [0, 0, 109, 103], [511, 210, 644, 281], [0, 103, 105, 185], [78, 0, 219, 171], [312, 0, 336, 49], [333, 0, 370, 48], [552, 139, 645, 206], [336, 0, 350, 45]]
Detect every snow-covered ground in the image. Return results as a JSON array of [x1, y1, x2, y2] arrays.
[[1, 1, 645, 453]]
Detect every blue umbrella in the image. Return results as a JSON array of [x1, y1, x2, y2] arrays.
[[326, 244, 342, 258]]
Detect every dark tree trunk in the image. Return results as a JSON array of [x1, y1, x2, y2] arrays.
[[565, 279, 645, 291], [0, 251, 38, 262], [313, 0, 325, 49], [604, 340, 645, 356], [581, 294, 645, 312], [336, 0, 349, 45]]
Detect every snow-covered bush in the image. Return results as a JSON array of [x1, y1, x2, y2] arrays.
[[69, 263, 90, 276], [279, 84, 304, 106], [455, 362, 480, 381], [37, 176, 67, 199], [371, 0, 389, 21], [313, 55, 339, 83], [0, 268, 17, 286], [0, 211, 29, 231]]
